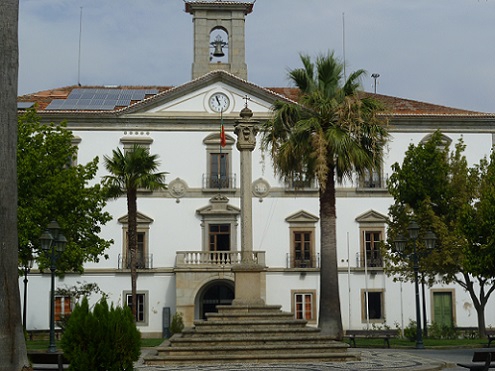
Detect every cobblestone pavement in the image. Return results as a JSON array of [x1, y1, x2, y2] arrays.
[[135, 349, 449, 371]]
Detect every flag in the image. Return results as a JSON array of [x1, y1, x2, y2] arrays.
[[220, 124, 226, 147]]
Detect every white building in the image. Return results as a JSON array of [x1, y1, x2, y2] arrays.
[[18, 1, 495, 338]]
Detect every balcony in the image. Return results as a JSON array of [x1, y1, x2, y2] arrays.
[[175, 251, 265, 268], [286, 253, 320, 269], [202, 174, 237, 190], [118, 253, 153, 269], [356, 251, 383, 268]]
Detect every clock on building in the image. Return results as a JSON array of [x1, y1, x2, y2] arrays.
[[209, 92, 230, 113]]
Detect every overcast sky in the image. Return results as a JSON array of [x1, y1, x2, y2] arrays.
[[18, 0, 495, 113]]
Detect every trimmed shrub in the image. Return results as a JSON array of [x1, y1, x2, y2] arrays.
[[61, 297, 141, 371], [170, 312, 184, 336]]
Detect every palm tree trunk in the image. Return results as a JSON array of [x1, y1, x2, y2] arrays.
[[127, 188, 138, 320], [318, 166, 344, 339], [0, 1, 30, 369]]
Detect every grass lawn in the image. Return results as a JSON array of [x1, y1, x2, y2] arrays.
[[344, 337, 489, 349], [26, 337, 165, 351]]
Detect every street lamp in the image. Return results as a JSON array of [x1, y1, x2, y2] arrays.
[[40, 221, 67, 353], [22, 254, 35, 331], [394, 221, 436, 349]]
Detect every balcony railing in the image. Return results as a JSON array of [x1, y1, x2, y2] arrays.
[[286, 253, 320, 268], [202, 174, 237, 190], [118, 253, 153, 269], [356, 251, 383, 268], [175, 250, 265, 268]]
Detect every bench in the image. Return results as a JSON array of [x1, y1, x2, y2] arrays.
[[27, 329, 63, 341], [345, 329, 398, 348], [27, 351, 69, 371], [458, 350, 495, 371]]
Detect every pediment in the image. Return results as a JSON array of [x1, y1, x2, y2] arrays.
[[285, 210, 319, 224], [118, 211, 154, 224], [120, 70, 293, 116], [196, 194, 241, 216], [355, 210, 388, 223]]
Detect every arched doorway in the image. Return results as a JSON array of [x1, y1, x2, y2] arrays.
[[199, 281, 234, 319]]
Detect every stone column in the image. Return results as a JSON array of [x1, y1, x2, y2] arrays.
[[232, 106, 265, 305]]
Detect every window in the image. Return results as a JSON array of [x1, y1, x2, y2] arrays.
[[362, 290, 384, 322], [292, 290, 316, 324], [209, 224, 230, 251], [197, 194, 240, 259], [364, 231, 383, 267], [209, 153, 229, 189], [285, 211, 319, 268], [118, 212, 153, 270], [55, 296, 71, 322], [125, 291, 148, 324], [355, 210, 387, 268], [359, 167, 383, 189], [293, 231, 312, 267], [203, 133, 235, 191]]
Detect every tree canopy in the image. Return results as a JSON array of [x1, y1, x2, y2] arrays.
[[18, 108, 112, 273], [385, 131, 495, 334]]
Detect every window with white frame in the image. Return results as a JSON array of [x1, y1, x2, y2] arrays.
[[124, 291, 148, 325], [54, 295, 71, 322], [292, 290, 316, 324]]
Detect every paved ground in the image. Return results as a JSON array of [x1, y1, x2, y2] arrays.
[[135, 347, 482, 371]]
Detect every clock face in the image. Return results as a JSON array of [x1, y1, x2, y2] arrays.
[[209, 93, 230, 113]]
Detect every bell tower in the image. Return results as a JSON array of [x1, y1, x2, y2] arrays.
[[185, 1, 254, 80]]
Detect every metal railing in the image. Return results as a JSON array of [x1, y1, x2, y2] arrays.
[[175, 250, 265, 267], [202, 174, 237, 190], [356, 251, 383, 268], [286, 253, 320, 268], [118, 253, 153, 269]]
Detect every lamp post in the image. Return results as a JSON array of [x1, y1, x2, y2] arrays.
[[394, 221, 436, 349], [22, 254, 34, 331], [40, 221, 67, 353]]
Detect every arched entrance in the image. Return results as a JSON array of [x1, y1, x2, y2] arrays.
[[199, 281, 234, 319]]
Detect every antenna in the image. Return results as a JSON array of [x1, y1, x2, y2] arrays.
[[342, 12, 346, 81], [77, 7, 83, 86]]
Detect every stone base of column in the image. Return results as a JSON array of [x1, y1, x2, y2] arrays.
[[231, 262, 265, 305]]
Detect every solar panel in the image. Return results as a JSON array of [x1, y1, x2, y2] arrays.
[[45, 88, 159, 110], [18, 102, 35, 109]]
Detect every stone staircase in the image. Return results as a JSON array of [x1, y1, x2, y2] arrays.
[[144, 304, 356, 365]]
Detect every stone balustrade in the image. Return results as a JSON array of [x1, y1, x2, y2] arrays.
[[175, 251, 265, 267]]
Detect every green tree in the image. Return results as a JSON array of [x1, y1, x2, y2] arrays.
[[103, 145, 167, 319], [0, 0, 30, 369], [17, 109, 113, 273], [261, 52, 389, 339], [385, 131, 495, 337]]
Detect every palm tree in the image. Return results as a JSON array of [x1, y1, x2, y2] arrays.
[[103, 144, 167, 320], [261, 52, 389, 339]]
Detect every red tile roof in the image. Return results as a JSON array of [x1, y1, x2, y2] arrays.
[[18, 85, 488, 116]]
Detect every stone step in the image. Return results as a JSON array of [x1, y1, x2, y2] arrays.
[[215, 304, 283, 314], [146, 351, 356, 365], [166, 334, 336, 347], [192, 318, 308, 329], [205, 311, 296, 321], [181, 326, 321, 336], [156, 342, 347, 357]]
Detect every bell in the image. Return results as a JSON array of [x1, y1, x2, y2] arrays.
[[211, 35, 226, 58], [212, 42, 225, 57], [212, 40, 225, 57]]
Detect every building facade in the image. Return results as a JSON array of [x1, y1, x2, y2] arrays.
[[18, 1, 495, 338]]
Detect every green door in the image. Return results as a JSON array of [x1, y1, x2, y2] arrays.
[[433, 292, 453, 328]]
